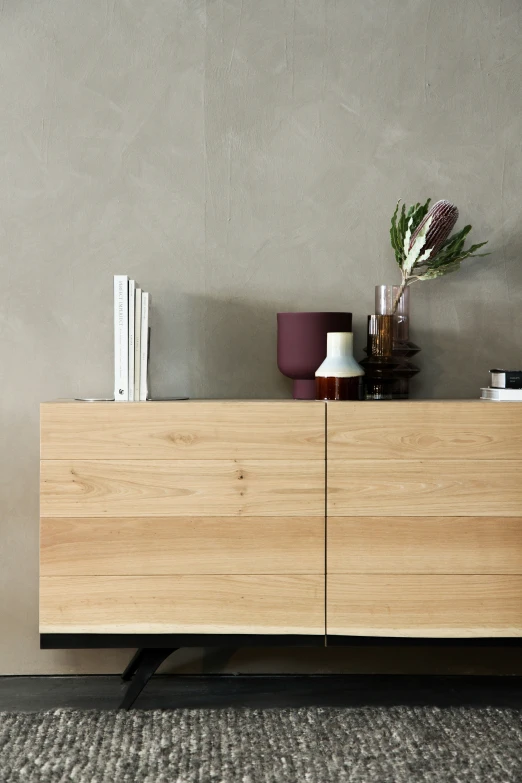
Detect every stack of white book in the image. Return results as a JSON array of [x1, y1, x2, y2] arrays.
[[114, 275, 151, 401], [480, 387, 522, 401]]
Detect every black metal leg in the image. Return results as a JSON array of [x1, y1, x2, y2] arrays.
[[121, 648, 147, 682], [120, 648, 178, 709]]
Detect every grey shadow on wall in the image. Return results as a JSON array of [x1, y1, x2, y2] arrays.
[[412, 298, 520, 399], [185, 294, 291, 399]]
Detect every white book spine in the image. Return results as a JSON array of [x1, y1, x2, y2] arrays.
[[139, 292, 150, 401], [134, 288, 142, 401], [113, 275, 129, 401], [128, 280, 136, 401]]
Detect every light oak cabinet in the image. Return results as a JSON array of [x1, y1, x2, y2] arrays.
[[40, 399, 522, 642], [326, 401, 522, 638], [40, 400, 325, 636]]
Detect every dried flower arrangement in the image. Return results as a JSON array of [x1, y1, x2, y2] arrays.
[[389, 198, 489, 311]]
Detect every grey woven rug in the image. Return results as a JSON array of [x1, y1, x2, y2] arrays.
[[0, 707, 521, 782]]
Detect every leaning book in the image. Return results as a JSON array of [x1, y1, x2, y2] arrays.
[[139, 292, 150, 401], [134, 288, 142, 401], [128, 280, 136, 401], [114, 275, 129, 401]]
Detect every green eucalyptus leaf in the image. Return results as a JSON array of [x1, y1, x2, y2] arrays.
[[463, 241, 489, 255], [441, 225, 472, 249], [417, 262, 461, 280], [399, 203, 407, 247], [428, 237, 489, 269], [390, 200, 404, 264]]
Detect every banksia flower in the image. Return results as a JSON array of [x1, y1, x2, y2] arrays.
[[409, 199, 459, 259], [389, 196, 489, 312]]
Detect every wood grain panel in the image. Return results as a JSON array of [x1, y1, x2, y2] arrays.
[[328, 517, 522, 574], [327, 401, 522, 460], [40, 575, 325, 634], [328, 460, 522, 516], [41, 400, 325, 460], [40, 516, 324, 575], [41, 460, 324, 518], [327, 575, 522, 637]]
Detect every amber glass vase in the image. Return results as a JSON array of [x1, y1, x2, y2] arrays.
[[360, 314, 400, 400], [362, 286, 420, 399]]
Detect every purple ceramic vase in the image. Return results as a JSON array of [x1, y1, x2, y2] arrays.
[[277, 312, 353, 399]]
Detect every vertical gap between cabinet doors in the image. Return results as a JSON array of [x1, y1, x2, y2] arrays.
[[324, 401, 327, 646]]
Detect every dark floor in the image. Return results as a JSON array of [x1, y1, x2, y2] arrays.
[[2, 674, 522, 711]]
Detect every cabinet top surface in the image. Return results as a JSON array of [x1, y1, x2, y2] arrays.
[[42, 399, 320, 405], [42, 398, 501, 405]]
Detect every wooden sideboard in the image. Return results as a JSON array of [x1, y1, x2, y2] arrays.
[[40, 399, 522, 705]]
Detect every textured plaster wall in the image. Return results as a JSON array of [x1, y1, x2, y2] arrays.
[[1, 0, 521, 674]]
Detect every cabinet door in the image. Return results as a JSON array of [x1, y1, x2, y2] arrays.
[[326, 401, 522, 638], [40, 401, 326, 636]]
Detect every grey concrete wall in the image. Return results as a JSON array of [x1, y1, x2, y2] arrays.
[[1, 0, 521, 674]]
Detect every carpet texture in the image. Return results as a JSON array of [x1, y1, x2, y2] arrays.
[[1, 707, 521, 782]]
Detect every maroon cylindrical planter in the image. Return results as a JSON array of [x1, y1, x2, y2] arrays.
[[277, 312, 353, 399]]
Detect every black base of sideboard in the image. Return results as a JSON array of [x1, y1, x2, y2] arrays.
[[326, 636, 522, 647], [40, 634, 522, 710], [40, 634, 325, 649], [41, 634, 522, 649], [41, 635, 326, 707]]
